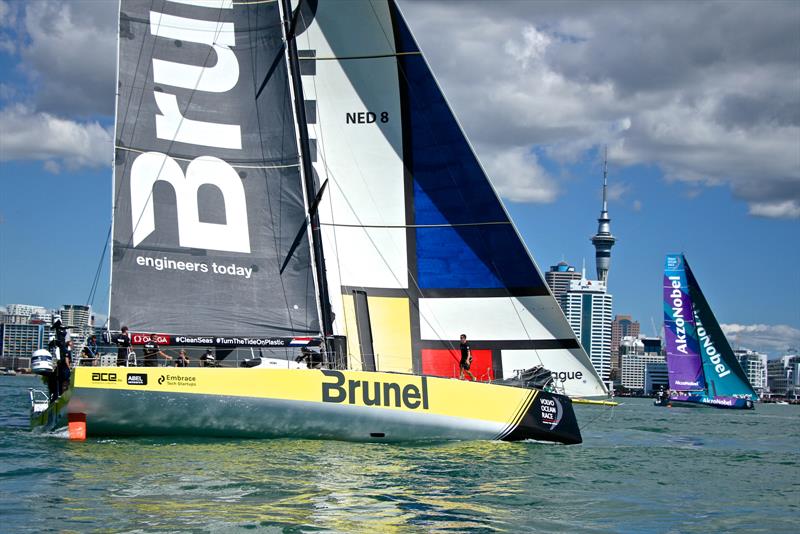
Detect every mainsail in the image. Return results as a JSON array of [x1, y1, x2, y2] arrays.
[[684, 257, 757, 400], [111, 0, 320, 337], [291, 0, 606, 396], [663, 254, 705, 391]]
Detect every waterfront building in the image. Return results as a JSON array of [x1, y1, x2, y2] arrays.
[[545, 262, 582, 304], [767, 351, 800, 400], [733, 349, 768, 395], [560, 276, 613, 380], [644, 362, 669, 394], [6, 304, 49, 318], [590, 148, 616, 283], [60, 304, 93, 355], [618, 335, 666, 391], [0, 323, 45, 370], [611, 315, 640, 373]]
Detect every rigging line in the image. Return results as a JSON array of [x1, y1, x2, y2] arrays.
[[114, 145, 300, 169], [86, 225, 113, 307], [301, 51, 421, 61], [126, 9, 231, 251], [367, 0, 400, 52], [320, 221, 511, 229]]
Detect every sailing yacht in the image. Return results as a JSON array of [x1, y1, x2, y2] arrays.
[[29, 0, 608, 443], [658, 254, 756, 409]]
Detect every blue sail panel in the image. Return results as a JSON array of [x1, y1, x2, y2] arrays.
[[395, 20, 546, 293]]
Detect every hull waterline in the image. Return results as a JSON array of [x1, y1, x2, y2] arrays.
[[654, 394, 755, 410]]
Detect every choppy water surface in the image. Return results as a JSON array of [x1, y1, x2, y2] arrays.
[[1, 375, 797, 532]]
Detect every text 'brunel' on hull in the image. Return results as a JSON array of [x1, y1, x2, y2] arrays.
[[321, 371, 430, 410]]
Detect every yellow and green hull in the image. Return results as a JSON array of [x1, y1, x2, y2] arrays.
[[32, 367, 581, 444]]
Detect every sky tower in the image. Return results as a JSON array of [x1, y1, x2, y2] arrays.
[[591, 147, 616, 283]]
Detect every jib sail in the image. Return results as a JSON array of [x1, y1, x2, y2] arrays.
[[289, 0, 606, 396]]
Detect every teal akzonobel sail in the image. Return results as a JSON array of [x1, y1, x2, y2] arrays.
[[658, 254, 756, 410]]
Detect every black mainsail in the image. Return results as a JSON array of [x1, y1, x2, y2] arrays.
[[111, 0, 320, 337]]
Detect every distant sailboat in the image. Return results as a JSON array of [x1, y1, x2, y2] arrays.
[[28, 0, 608, 444], [657, 254, 756, 409]]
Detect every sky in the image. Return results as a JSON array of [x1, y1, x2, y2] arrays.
[[0, 0, 798, 358]]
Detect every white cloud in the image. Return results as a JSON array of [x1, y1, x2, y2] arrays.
[[0, 105, 112, 169], [721, 323, 800, 355], [748, 200, 800, 219], [399, 0, 800, 218], [606, 182, 628, 202], [20, 0, 116, 116], [482, 147, 558, 203]]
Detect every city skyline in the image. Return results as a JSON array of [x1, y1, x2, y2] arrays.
[[0, 1, 798, 358]]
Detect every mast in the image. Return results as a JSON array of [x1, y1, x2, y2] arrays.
[[279, 0, 334, 339]]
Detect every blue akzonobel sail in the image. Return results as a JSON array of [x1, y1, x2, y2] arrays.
[[663, 254, 705, 391]]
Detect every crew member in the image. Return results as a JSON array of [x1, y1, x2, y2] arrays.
[[200, 348, 217, 367], [459, 334, 476, 381], [295, 346, 323, 368], [115, 326, 133, 366], [81, 335, 99, 366], [51, 317, 71, 396], [142, 336, 171, 367], [174, 349, 190, 368]]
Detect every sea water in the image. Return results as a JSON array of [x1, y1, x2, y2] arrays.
[[1, 375, 797, 532]]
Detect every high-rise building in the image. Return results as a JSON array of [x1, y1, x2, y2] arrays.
[[611, 315, 640, 372], [545, 261, 582, 304], [6, 304, 49, 317], [767, 351, 799, 399], [60, 304, 93, 355], [560, 276, 613, 380], [618, 335, 665, 390], [590, 148, 616, 283], [733, 349, 768, 395], [0, 323, 46, 370]]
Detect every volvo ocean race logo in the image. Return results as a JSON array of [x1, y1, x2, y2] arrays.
[[539, 396, 563, 429], [666, 255, 682, 271]]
